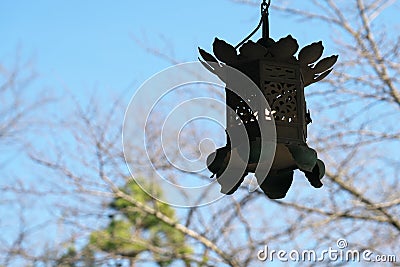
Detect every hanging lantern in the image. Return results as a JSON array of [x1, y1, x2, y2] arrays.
[[199, 0, 338, 199]]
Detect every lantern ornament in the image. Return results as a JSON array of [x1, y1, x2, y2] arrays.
[[199, 0, 338, 199]]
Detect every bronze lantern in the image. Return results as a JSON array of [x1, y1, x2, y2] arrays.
[[199, 0, 337, 199]]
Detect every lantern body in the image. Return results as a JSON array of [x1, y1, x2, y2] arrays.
[[199, 35, 337, 198], [260, 61, 306, 144], [226, 59, 309, 172], [231, 60, 307, 143]]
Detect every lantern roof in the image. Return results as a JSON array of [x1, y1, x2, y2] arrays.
[[199, 36, 338, 87]]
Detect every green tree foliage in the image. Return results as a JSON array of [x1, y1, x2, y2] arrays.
[[55, 247, 95, 267], [88, 179, 192, 266]]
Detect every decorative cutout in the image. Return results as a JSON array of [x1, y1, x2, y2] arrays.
[[262, 65, 296, 80], [263, 81, 297, 123], [226, 91, 260, 131]]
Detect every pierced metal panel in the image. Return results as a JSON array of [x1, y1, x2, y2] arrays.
[[228, 93, 258, 125], [263, 65, 296, 81], [263, 81, 297, 123], [260, 63, 300, 124], [226, 89, 262, 141]]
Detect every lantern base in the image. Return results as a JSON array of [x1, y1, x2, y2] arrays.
[[258, 170, 294, 199], [206, 142, 325, 198]]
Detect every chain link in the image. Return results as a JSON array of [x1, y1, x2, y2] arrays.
[[261, 0, 271, 14]]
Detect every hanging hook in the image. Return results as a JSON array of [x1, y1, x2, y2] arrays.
[[235, 0, 271, 49], [261, 0, 270, 39], [261, 0, 271, 14]]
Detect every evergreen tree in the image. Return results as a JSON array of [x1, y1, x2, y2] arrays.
[[54, 179, 192, 266]]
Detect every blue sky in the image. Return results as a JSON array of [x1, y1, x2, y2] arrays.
[[0, 0, 335, 98], [0, 1, 334, 263], [2, 1, 399, 265]]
